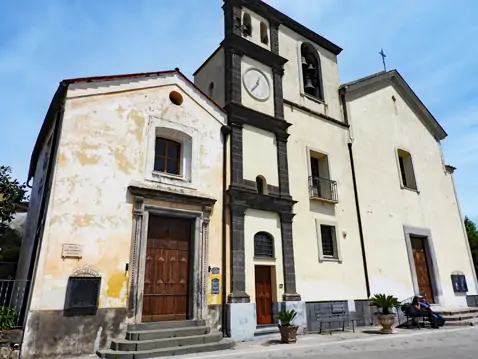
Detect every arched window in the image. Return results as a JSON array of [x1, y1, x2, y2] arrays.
[[300, 42, 324, 101], [254, 232, 274, 258], [256, 175, 266, 194], [242, 13, 252, 37], [260, 22, 268, 44], [208, 82, 214, 98]]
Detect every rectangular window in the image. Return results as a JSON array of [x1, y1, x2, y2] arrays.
[[308, 150, 338, 202], [320, 225, 336, 257], [397, 149, 417, 190], [154, 138, 181, 175]]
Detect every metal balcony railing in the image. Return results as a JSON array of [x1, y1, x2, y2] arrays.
[[308, 176, 338, 203]]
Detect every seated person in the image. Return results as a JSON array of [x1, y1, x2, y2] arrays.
[[410, 295, 444, 328]]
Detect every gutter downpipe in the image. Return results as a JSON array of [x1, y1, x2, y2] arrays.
[[340, 87, 371, 299], [220, 125, 231, 336]]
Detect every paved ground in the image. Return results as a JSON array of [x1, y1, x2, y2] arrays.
[[170, 325, 478, 359]]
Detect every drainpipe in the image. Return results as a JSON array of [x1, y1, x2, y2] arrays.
[[340, 88, 371, 298], [220, 125, 231, 336]]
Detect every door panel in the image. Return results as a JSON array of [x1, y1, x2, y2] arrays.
[[142, 216, 191, 322], [255, 265, 273, 325], [411, 236, 434, 303]]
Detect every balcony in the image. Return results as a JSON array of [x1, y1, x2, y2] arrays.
[[308, 176, 338, 203]]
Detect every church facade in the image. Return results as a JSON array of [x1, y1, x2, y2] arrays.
[[18, 0, 477, 357]]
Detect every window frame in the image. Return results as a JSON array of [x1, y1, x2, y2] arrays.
[[253, 231, 275, 259], [299, 42, 325, 103], [395, 148, 419, 192], [315, 219, 342, 263], [154, 137, 182, 176]]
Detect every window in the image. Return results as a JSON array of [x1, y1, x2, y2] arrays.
[[260, 22, 268, 44], [320, 225, 336, 257], [254, 232, 274, 258], [316, 220, 342, 262], [242, 13, 252, 37], [397, 149, 417, 190], [208, 82, 214, 98], [154, 138, 181, 175], [300, 42, 324, 101], [308, 150, 337, 202], [256, 175, 266, 194]]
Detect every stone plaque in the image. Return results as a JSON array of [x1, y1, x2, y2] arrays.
[[62, 243, 83, 259], [211, 267, 220, 275]]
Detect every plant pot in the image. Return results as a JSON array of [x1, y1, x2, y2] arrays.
[[376, 314, 396, 334], [278, 325, 299, 343]]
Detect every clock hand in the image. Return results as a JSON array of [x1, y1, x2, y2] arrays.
[[250, 77, 261, 92]]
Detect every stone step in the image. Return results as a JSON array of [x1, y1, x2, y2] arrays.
[[444, 313, 478, 322], [433, 307, 478, 316], [97, 339, 234, 359], [126, 326, 210, 341], [127, 320, 206, 332], [111, 332, 223, 351], [254, 324, 279, 337]]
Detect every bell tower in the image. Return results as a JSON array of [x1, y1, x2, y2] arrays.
[[221, 0, 300, 305]]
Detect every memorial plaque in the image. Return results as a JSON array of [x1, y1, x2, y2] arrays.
[[62, 243, 83, 259], [451, 274, 468, 293]]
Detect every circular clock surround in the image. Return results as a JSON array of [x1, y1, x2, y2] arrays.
[[242, 68, 271, 101]]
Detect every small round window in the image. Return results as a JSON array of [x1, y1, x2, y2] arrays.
[[169, 91, 183, 106]]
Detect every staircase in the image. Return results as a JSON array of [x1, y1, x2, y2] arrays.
[[434, 307, 478, 326], [97, 320, 234, 358]]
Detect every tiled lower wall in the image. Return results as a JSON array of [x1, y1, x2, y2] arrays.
[[305, 300, 382, 333], [466, 295, 478, 307]]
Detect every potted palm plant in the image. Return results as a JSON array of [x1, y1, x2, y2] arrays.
[[275, 309, 299, 343], [369, 294, 400, 334]]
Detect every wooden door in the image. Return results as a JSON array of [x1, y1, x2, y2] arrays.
[[411, 236, 434, 303], [255, 265, 273, 325], [142, 215, 191, 322]]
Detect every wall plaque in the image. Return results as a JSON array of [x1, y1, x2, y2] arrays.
[[211, 278, 220, 295], [62, 243, 83, 259], [451, 274, 468, 293]]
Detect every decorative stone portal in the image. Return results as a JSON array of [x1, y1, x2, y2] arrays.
[[127, 184, 215, 324]]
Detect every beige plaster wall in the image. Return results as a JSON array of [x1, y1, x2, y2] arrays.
[[278, 26, 343, 122], [29, 74, 226, 311], [347, 82, 477, 306], [193, 48, 225, 107], [244, 209, 284, 303], [242, 124, 279, 186], [286, 104, 367, 301]]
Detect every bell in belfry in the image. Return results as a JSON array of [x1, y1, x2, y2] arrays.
[[301, 56, 308, 66], [306, 63, 316, 73], [304, 77, 315, 92]]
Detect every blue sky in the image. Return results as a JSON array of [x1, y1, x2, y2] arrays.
[[1, 0, 477, 222]]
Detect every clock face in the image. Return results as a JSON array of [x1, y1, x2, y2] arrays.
[[242, 68, 271, 101]]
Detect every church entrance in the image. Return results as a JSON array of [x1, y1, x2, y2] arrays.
[[411, 236, 435, 303], [255, 265, 273, 325], [142, 215, 192, 322]]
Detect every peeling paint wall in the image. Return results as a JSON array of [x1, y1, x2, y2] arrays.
[[347, 82, 477, 306], [23, 74, 226, 357]]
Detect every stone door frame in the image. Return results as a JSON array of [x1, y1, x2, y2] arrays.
[[127, 189, 213, 324], [403, 225, 442, 304]]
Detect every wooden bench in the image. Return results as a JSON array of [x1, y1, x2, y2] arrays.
[[316, 303, 356, 334]]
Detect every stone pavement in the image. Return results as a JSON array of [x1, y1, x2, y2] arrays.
[[64, 325, 478, 359]]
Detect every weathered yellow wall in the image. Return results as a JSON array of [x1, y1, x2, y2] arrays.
[[30, 74, 226, 311], [244, 210, 283, 303], [347, 82, 477, 306]]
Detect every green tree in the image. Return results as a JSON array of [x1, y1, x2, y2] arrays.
[[465, 216, 478, 272], [0, 166, 27, 233]]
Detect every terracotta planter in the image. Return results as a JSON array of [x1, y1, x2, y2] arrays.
[[278, 325, 299, 343], [376, 314, 396, 334]]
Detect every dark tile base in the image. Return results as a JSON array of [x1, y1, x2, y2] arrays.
[[466, 295, 478, 307], [22, 308, 125, 359]]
